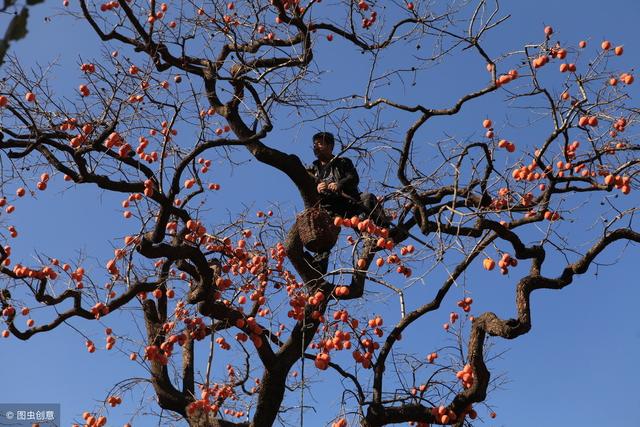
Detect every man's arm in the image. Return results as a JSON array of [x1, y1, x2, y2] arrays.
[[334, 158, 359, 192]]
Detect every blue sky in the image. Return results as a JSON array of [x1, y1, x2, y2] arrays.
[[0, 1, 639, 426]]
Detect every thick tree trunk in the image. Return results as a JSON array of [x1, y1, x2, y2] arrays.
[[251, 367, 288, 427]]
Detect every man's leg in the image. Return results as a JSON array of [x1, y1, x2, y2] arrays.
[[360, 192, 390, 226]]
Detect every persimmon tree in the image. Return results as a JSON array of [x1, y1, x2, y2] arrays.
[[0, 0, 638, 426]]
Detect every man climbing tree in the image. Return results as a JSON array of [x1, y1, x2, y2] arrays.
[[307, 131, 387, 224], [305, 131, 389, 272]]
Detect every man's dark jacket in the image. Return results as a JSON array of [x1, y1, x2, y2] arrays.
[[307, 156, 360, 199]]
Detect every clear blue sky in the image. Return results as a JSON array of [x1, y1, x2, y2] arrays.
[[0, 1, 639, 426]]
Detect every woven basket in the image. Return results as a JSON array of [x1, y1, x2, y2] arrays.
[[296, 206, 340, 253]]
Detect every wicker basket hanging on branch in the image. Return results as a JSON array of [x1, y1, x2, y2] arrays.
[[296, 206, 340, 253]]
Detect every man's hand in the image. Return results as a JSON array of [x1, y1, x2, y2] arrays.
[[317, 182, 328, 193], [327, 182, 339, 192]]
